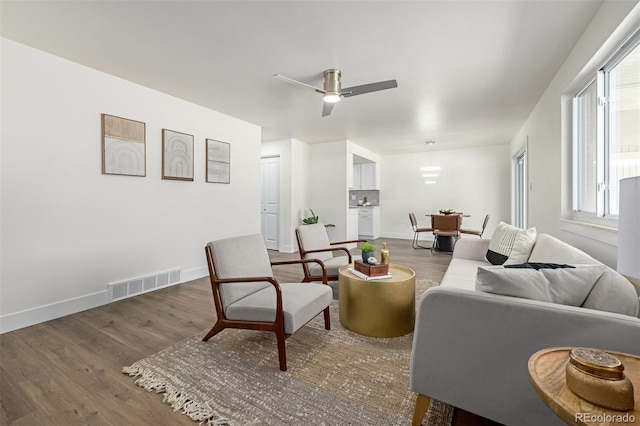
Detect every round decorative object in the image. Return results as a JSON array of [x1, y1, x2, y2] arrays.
[[569, 348, 624, 380], [565, 348, 634, 411], [366, 256, 378, 265]]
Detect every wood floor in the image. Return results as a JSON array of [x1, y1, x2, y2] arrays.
[[0, 237, 500, 426]]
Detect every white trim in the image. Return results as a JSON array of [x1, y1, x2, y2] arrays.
[[558, 218, 618, 247], [0, 290, 109, 334], [278, 244, 297, 254], [1, 266, 209, 334], [181, 266, 208, 283]]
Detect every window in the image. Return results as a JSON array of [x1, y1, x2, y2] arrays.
[[573, 30, 640, 225]]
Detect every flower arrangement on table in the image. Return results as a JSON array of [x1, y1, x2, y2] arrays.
[[439, 208, 455, 215]]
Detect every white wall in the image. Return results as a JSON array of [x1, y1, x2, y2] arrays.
[[381, 144, 511, 240], [261, 138, 310, 253], [309, 141, 349, 242], [1, 39, 262, 332], [509, 0, 639, 267]]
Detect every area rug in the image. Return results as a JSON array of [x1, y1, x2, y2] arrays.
[[123, 279, 453, 425]]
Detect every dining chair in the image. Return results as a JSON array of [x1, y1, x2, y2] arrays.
[[204, 233, 333, 371], [461, 214, 490, 238], [295, 223, 366, 282], [409, 213, 432, 249], [430, 214, 462, 254]]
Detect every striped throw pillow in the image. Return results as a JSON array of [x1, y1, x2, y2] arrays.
[[486, 222, 537, 265]]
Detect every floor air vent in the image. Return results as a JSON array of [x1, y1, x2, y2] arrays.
[[108, 268, 181, 301]]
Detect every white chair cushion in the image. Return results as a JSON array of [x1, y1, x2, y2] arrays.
[[225, 283, 333, 334], [308, 256, 350, 277], [296, 223, 334, 262], [208, 234, 273, 307]]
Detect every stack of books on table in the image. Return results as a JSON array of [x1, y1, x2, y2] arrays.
[[349, 260, 392, 281]]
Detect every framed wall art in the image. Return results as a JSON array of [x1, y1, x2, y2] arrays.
[[162, 129, 194, 181], [206, 139, 230, 184], [101, 114, 146, 177]]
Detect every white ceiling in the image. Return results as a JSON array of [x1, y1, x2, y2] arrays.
[[1, 1, 605, 155]]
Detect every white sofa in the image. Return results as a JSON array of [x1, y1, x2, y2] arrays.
[[409, 233, 640, 426]]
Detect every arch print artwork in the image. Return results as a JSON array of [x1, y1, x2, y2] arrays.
[[101, 114, 146, 177], [162, 129, 194, 181]]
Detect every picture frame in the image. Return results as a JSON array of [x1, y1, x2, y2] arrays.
[[206, 139, 230, 184], [162, 129, 194, 181], [101, 114, 146, 177]]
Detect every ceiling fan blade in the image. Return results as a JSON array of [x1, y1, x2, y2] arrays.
[[342, 80, 398, 97], [273, 74, 325, 94], [322, 102, 335, 117]]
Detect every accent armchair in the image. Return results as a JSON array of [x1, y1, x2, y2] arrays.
[[204, 234, 333, 371], [295, 223, 366, 282]]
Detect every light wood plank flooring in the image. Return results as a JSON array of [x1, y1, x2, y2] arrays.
[[1, 237, 499, 425]]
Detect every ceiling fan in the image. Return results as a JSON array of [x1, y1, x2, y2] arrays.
[[273, 69, 398, 117]]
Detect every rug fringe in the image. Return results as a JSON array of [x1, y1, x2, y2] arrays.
[[123, 364, 231, 425]]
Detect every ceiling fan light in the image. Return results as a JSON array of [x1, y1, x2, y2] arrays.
[[324, 92, 341, 103]]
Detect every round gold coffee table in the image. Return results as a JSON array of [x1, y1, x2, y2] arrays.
[[338, 263, 416, 337]]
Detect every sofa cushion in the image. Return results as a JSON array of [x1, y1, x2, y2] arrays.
[[485, 222, 536, 265], [476, 264, 607, 307], [441, 258, 490, 290]]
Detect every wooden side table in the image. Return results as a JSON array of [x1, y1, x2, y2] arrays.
[[338, 263, 415, 337], [528, 347, 639, 426]]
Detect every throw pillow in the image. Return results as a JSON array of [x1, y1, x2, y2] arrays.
[[504, 263, 575, 270], [476, 264, 607, 306], [485, 222, 537, 265]]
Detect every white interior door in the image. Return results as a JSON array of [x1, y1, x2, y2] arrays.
[[261, 156, 280, 250]]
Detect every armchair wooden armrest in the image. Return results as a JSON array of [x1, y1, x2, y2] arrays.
[[302, 247, 353, 263], [329, 238, 368, 246], [271, 258, 328, 284]]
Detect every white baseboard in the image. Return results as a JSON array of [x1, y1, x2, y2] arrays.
[[0, 290, 110, 334], [278, 244, 297, 253], [181, 266, 208, 282], [0, 266, 210, 335]]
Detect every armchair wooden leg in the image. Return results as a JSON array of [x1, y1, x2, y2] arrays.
[[412, 394, 431, 426], [275, 329, 287, 371], [323, 307, 331, 330], [202, 320, 225, 341]]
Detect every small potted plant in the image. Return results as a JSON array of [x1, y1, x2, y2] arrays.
[[302, 209, 335, 227], [360, 241, 376, 263]]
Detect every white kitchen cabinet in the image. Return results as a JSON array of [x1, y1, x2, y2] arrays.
[[360, 163, 376, 189], [358, 207, 380, 239], [352, 163, 377, 189]]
